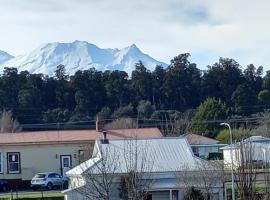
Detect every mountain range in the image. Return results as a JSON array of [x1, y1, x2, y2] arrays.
[[0, 41, 167, 76]]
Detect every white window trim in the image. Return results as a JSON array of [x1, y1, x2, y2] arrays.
[[0, 152, 3, 173], [7, 152, 20, 174]]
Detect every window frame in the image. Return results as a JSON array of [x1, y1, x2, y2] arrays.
[[0, 152, 3, 173], [7, 152, 21, 174]]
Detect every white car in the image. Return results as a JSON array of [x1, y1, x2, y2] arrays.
[[31, 172, 69, 190]]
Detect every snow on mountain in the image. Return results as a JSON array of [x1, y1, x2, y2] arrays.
[[1, 41, 167, 76], [0, 50, 13, 65]]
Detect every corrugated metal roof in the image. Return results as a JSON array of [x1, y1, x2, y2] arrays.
[[221, 135, 270, 150], [247, 136, 270, 143], [67, 137, 201, 175]]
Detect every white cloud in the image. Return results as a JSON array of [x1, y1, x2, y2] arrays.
[[0, 0, 269, 69]]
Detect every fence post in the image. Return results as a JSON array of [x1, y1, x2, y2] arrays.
[[16, 186, 18, 199]]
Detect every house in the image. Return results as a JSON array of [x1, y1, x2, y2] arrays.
[[183, 133, 226, 159], [65, 136, 224, 200], [0, 127, 162, 188], [222, 135, 270, 168]]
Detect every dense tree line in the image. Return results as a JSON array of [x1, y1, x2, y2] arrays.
[[1, 53, 269, 132]]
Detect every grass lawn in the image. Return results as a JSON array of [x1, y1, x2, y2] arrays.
[[226, 183, 268, 196], [0, 192, 64, 199]]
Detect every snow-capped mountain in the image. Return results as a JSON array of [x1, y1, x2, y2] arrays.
[[0, 50, 13, 65], [1, 41, 167, 76]]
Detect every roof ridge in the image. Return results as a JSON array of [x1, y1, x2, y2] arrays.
[[98, 137, 183, 142]]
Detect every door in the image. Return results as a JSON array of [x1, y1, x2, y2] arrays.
[[60, 155, 72, 176]]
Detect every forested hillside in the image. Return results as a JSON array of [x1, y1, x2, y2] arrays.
[[0, 53, 269, 135]]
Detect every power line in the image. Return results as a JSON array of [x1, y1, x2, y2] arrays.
[[19, 116, 266, 127]]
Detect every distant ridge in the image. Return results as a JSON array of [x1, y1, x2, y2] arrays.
[[0, 50, 13, 65], [0, 41, 167, 76]]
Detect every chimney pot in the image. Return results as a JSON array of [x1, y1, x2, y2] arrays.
[[101, 131, 109, 144]]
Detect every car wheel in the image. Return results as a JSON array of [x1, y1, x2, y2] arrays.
[[47, 182, 53, 190], [63, 181, 68, 189]]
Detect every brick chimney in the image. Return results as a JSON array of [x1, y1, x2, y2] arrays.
[[96, 116, 102, 132]]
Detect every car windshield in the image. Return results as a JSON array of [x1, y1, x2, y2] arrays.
[[34, 174, 46, 178]]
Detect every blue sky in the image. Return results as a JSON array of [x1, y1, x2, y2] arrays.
[[0, 0, 269, 70]]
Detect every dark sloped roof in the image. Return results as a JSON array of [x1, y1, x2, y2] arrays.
[[184, 133, 219, 145]]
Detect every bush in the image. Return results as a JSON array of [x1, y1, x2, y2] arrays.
[[105, 118, 137, 129], [112, 104, 134, 118], [137, 100, 154, 118], [216, 128, 251, 144], [183, 187, 204, 200], [96, 107, 112, 120]]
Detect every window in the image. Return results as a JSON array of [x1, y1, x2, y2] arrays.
[[192, 146, 199, 156], [0, 152, 3, 173], [0, 153, 2, 173], [7, 152, 20, 174], [55, 174, 61, 178], [34, 174, 46, 178], [172, 190, 179, 200], [48, 173, 56, 178]]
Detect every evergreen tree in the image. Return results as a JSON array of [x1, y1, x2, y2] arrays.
[[152, 65, 166, 109], [202, 58, 243, 105], [103, 70, 130, 109], [258, 90, 270, 107], [190, 98, 227, 137], [231, 84, 258, 116], [163, 53, 201, 111], [131, 61, 153, 102]]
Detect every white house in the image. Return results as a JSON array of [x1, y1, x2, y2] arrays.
[[64, 136, 224, 200], [222, 136, 270, 168], [183, 133, 226, 159]]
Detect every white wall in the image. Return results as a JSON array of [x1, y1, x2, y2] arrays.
[[223, 145, 270, 168], [198, 146, 219, 158], [151, 191, 170, 200]]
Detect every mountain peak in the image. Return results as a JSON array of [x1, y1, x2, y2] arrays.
[[72, 40, 86, 44], [130, 43, 138, 48], [72, 40, 95, 46], [0, 41, 167, 76], [128, 43, 139, 50]]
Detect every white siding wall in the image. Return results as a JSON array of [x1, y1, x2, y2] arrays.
[[223, 149, 239, 168], [65, 188, 223, 200], [65, 186, 120, 200], [65, 190, 173, 200], [223, 146, 270, 168], [151, 191, 170, 200], [198, 146, 219, 158]]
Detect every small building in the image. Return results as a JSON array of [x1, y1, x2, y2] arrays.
[[222, 135, 270, 168], [0, 128, 162, 188], [65, 137, 224, 200], [183, 133, 226, 160]]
